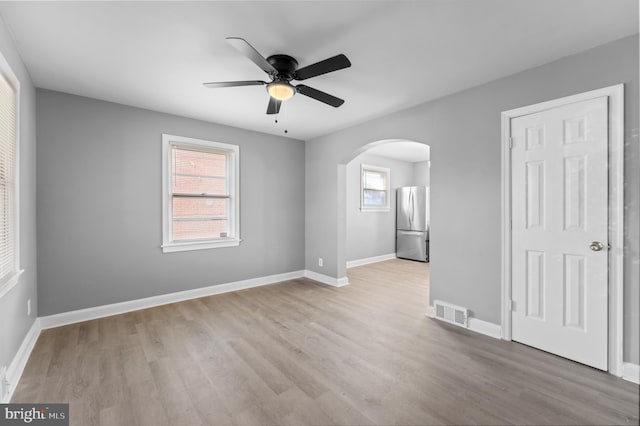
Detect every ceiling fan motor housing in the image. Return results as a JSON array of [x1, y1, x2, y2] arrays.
[[267, 54, 298, 79]]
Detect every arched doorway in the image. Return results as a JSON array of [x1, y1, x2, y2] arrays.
[[339, 139, 431, 311]]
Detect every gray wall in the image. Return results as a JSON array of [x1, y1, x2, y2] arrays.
[[37, 90, 305, 316], [346, 153, 414, 262], [0, 19, 38, 375], [305, 35, 639, 363], [413, 161, 430, 187]]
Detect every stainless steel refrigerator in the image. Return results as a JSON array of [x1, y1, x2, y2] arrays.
[[396, 186, 429, 262]]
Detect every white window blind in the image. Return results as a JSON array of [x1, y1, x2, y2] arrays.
[[361, 164, 391, 211], [0, 71, 17, 286]]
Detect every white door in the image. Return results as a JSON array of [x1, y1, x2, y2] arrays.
[[511, 96, 608, 370]]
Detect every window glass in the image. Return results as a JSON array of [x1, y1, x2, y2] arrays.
[[364, 170, 386, 190], [172, 149, 227, 195], [162, 135, 239, 252], [361, 164, 390, 211]]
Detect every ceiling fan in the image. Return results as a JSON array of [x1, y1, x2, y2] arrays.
[[203, 37, 351, 115]]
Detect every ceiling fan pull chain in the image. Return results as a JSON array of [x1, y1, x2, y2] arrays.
[[281, 102, 289, 134]]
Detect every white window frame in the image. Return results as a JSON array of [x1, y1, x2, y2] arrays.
[[0, 50, 24, 299], [360, 164, 391, 212], [161, 134, 240, 253]]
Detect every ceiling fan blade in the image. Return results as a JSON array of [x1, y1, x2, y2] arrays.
[[226, 37, 276, 74], [266, 97, 282, 115], [296, 84, 344, 107], [294, 54, 351, 80], [203, 80, 266, 88]]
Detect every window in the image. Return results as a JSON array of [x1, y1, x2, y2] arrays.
[[361, 164, 391, 211], [162, 134, 240, 253], [0, 56, 22, 298]]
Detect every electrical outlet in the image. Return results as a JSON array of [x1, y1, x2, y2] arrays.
[[318, 258, 323, 267], [27, 299, 31, 316]]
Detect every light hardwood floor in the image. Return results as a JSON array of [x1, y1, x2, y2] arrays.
[[12, 259, 640, 425]]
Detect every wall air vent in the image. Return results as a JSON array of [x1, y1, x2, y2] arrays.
[[433, 300, 468, 328]]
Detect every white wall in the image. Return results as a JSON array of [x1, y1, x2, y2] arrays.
[[305, 35, 639, 363], [346, 153, 414, 262], [36, 90, 306, 316], [413, 161, 430, 186]]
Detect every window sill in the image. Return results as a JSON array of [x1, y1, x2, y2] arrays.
[[0, 269, 25, 299], [360, 208, 391, 212], [162, 239, 241, 253]]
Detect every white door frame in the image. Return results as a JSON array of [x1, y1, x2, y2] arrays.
[[500, 84, 624, 376]]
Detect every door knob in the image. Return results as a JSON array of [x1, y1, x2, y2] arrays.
[[589, 241, 604, 252]]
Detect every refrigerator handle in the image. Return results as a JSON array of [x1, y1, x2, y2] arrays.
[[410, 190, 415, 228], [408, 190, 413, 229]]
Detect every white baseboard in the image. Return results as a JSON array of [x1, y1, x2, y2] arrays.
[[1, 318, 41, 403], [623, 362, 639, 384], [40, 270, 306, 329], [304, 270, 349, 287], [346, 253, 396, 269], [427, 303, 502, 339], [468, 317, 502, 339]]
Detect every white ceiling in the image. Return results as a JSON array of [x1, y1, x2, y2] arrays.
[[0, 1, 637, 141], [366, 141, 430, 163]]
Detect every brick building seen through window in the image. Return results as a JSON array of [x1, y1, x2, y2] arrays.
[[171, 148, 229, 241]]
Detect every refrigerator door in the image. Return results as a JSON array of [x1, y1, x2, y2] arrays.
[[396, 187, 412, 230], [396, 230, 428, 262], [410, 187, 428, 232]]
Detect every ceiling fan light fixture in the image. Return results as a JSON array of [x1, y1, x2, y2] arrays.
[[267, 81, 295, 101]]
